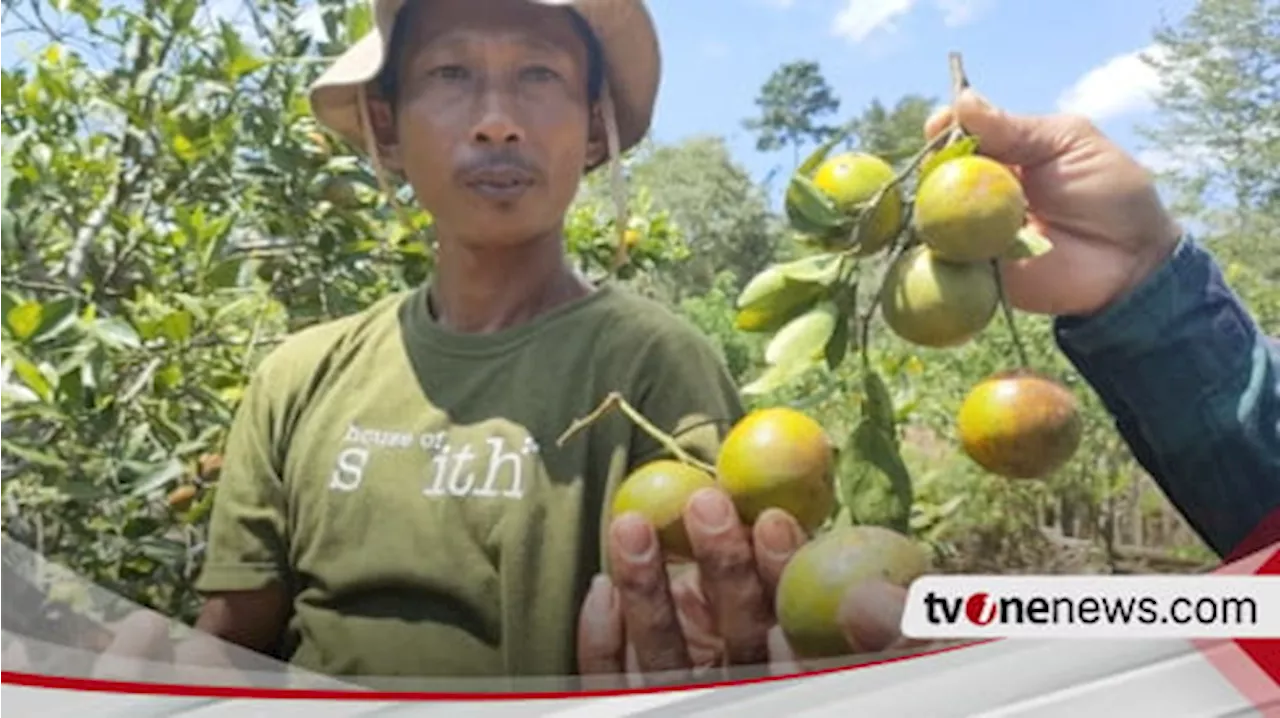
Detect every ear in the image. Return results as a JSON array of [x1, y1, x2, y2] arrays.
[[584, 103, 608, 169], [366, 94, 404, 174]]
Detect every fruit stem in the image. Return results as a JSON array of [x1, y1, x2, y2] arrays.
[[946, 52, 972, 144], [859, 238, 916, 368], [557, 391, 719, 474], [992, 259, 1031, 369]]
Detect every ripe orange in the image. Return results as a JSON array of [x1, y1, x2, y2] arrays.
[[811, 152, 904, 255], [957, 370, 1083, 479], [913, 155, 1028, 263], [716, 407, 836, 533]]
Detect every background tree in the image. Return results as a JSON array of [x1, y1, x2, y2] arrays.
[[848, 94, 938, 167], [742, 59, 842, 165], [1139, 0, 1280, 330]]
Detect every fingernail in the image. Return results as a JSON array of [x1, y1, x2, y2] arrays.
[[590, 574, 615, 609], [757, 510, 802, 562], [689, 488, 734, 532], [612, 515, 656, 562]]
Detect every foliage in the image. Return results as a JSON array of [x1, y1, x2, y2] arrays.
[[742, 60, 842, 163]]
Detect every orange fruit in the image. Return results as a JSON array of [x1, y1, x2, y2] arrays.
[[716, 407, 836, 533], [198, 453, 223, 482], [611, 460, 717, 561], [167, 484, 198, 510], [957, 370, 1083, 479], [811, 152, 903, 255], [880, 243, 998, 348], [776, 524, 931, 659], [913, 155, 1027, 263]]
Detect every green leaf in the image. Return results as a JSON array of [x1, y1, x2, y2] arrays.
[[919, 135, 980, 182], [129, 458, 185, 497], [158, 310, 193, 344], [92, 317, 141, 350], [11, 358, 52, 401], [34, 297, 77, 341], [784, 175, 852, 235], [741, 358, 820, 396], [1003, 226, 1055, 259], [795, 127, 850, 178], [862, 367, 897, 440], [6, 301, 43, 340], [824, 306, 850, 371], [0, 442, 68, 472], [765, 302, 839, 368], [843, 419, 914, 534]]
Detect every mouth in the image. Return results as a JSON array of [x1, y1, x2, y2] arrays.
[[462, 165, 536, 202]]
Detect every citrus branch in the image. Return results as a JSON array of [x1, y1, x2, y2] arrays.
[[992, 259, 1031, 369], [557, 391, 718, 474]]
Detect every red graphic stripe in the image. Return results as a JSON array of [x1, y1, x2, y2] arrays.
[[0, 640, 993, 701]]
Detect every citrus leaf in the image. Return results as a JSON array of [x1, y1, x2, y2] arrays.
[[824, 307, 850, 371], [844, 419, 914, 534], [795, 127, 851, 178], [773, 253, 843, 284], [0, 443, 68, 472], [765, 302, 839, 368], [6, 301, 43, 340], [741, 358, 819, 396], [11, 358, 52, 402], [862, 367, 896, 440], [785, 175, 852, 234], [919, 134, 979, 182], [1003, 226, 1055, 259], [129, 458, 185, 497], [92, 317, 141, 350]]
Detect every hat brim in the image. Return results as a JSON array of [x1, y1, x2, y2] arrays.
[[308, 0, 661, 173]]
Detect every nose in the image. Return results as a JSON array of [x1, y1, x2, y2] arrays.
[[471, 91, 524, 146]]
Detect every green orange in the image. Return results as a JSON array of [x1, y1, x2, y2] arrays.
[[811, 152, 903, 255], [716, 407, 836, 533], [776, 525, 931, 659], [913, 155, 1028, 263], [610, 460, 717, 560], [880, 244, 999, 348]]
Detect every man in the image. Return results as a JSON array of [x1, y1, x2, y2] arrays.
[[99, 0, 1280, 688]]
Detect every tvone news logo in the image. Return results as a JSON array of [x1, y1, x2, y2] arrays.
[[921, 590, 1164, 626]]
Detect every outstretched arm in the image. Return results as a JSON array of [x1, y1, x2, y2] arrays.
[[1056, 236, 1280, 560]]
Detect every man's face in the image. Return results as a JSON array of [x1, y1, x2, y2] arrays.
[[375, 0, 604, 246]]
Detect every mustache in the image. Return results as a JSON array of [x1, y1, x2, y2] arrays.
[[455, 149, 541, 183]]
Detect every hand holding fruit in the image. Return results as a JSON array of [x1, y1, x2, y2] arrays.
[[576, 491, 934, 686], [925, 89, 1182, 318]]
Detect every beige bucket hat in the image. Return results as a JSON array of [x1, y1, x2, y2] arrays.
[[307, 0, 660, 267]]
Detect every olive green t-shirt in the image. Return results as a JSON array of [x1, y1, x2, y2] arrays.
[[193, 282, 746, 680]]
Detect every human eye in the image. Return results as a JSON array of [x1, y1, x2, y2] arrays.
[[428, 64, 470, 81], [519, 64, 562, 83]]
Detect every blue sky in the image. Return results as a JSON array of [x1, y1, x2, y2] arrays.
[[3, 0, 1199, 190], [642, 0, 1198, 190]]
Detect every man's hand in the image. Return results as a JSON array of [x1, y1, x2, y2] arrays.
[[928, 90, 1182, 318], [576, 488, 928, 686]]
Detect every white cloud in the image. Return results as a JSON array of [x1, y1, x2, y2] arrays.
[[832, 0, 917, 43], [935, 0, 992, 27], [1056, 45, 1169, 122]]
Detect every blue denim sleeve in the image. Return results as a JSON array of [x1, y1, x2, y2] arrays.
[[1053, 235, 1280, 558]]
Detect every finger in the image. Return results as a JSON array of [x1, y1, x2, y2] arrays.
[[577, 573, 625, 678], [752, 508, 807, 598], [685, 488, 771, 666], [767, 624, 803, 677], [837, 580, 930, 654], [670, 568, 725, 668], [608, 512, 692, 677], [948, 89, 1088, 168], [924, 105, 955, 142]]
